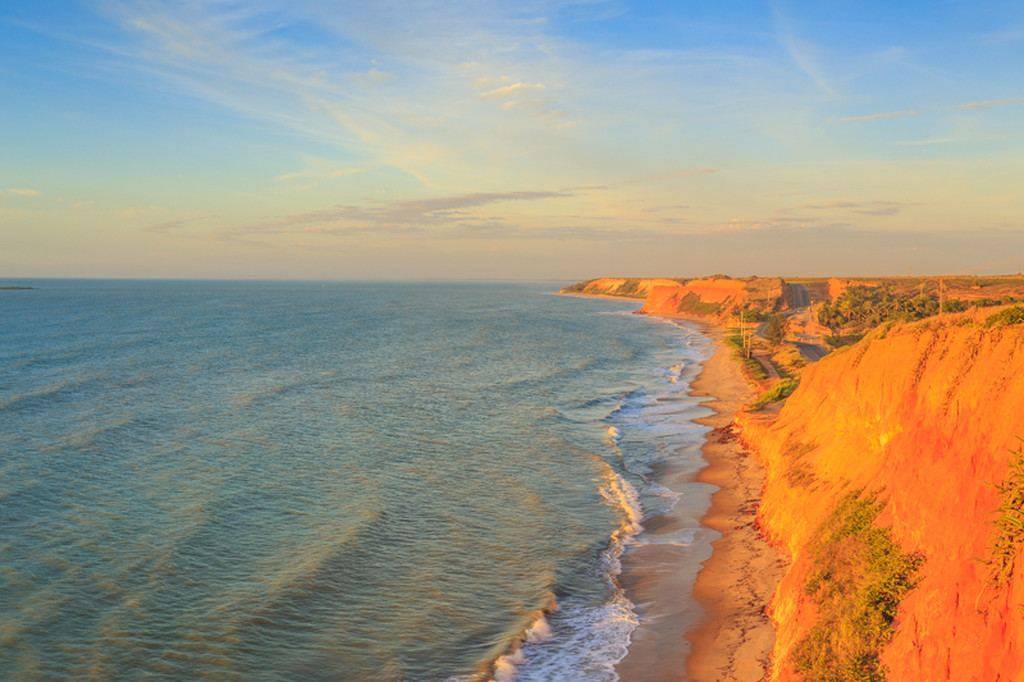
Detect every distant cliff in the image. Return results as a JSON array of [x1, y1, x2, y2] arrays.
[[562, 276, 785, 319], [742, 307, 1024, 680]]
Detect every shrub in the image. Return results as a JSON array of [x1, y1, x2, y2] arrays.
[[985, 306, 1024, 328], [752, 378, 798, 409], [988, 443, 1024, 585], [764, 313, 788, 346], [677, 291, 721, 315], [616, 278, 643, 297], [792, 494, 924, 681], [826, 333, 864, 349], [561, 280, 592, 293]]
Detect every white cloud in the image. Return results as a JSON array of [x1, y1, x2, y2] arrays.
[[957, 97, 1024, 111], [5, 187, 41, 197], [771, 2, 836, 97], [480, 82, 545, 99], [838, 109, 918, 123]]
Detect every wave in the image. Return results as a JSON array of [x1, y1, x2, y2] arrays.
[[604, 425, 621, 445], [490, 600, 558, 682], [604, 388, 648, 421], [0, 373, 106, 412], [230, 370, 337, 407], [666, 362, 685, 383], [497, 463, 642, 681]]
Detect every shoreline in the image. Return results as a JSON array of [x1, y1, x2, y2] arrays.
[[683, 323, 784, 681], [613, 313, 783, 681]]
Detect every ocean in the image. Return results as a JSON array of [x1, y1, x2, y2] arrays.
[[0, 281, 712, 680]]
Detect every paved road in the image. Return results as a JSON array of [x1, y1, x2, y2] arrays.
[[786, 283, 811, 308], [795, 341, 829, 362]]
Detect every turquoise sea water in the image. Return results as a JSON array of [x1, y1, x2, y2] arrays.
[[0, 281, 710, 680]]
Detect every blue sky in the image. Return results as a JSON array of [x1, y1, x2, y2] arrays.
[[2, 1, 1024, 278]]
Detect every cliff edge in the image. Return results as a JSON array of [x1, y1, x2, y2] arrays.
[[743, 307, 1024, 680]]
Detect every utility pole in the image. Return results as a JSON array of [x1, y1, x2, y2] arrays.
[[740, 308, 751, 359]]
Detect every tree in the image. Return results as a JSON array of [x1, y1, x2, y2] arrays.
[[764, 313, 788, 346]]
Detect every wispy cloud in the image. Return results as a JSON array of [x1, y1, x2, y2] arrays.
[[233, 189, 573, 238], [801, 200, 910, 216], [274, 167, 367, 183], [957, 97, 1024, 110], [4, 187, 41, 197], [838, 109, 918, 123], [894, 137, 958, 147], [771, 2, 836, 97], [145, 215, 208, 232], [82, 2, 587, 188], [479, 81, 546, 100]]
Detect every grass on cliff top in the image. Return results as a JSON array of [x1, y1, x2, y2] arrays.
[[792, 493, 924, 682], [752, 378, 799, 410], [988, 442, 1024, 585], [676, 291, 722, 315], [985, 305, 1024, 328], [725, 332, 769, 381]]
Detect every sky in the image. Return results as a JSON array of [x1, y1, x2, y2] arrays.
[[2, 0, 1024, 280]]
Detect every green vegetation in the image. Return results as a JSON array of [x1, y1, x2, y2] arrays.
[[971, 296, 1021, 307], [988, 443, 1024, 585], [752, 378, 798, 409], [763, 313, 788, 346], [561, 280, 590, 293], [985, 306, 1024, 328], [826, 333, 865, 349], [784, 440, 819, 488], [818, 285, 971, 333], [615, 278, 644, 297], [792, 494, 924, 681], [725, 332, 768, 381], [738, 305, 773, 323], [676, 291, 721, 315]]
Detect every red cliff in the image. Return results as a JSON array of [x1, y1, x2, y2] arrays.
[[742, 308, 1024, 680]]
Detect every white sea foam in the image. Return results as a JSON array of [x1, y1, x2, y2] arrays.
[[604, 425, 621, 444], [667, 362, 685, 383], [488, 606, 558, 681], [504, 465, 643, 681], [525, 614, 554, 643], [492, 317, 713, 682]]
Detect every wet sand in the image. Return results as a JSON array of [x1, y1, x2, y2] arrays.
[[616, 322, 785, 681]]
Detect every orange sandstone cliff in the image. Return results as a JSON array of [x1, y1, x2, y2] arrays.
[[562, 276, 784, 318], [641, 277, 784, 318], [742, 309, 1024, 680], [565, 277, 683, 299]]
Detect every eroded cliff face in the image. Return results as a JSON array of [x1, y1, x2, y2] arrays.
[[564, 277, 786, 318], [564, 277, 782, 318], [566, 277, 682, 299], [743, 310, 1024, 680], [643, 278, 785, 318]]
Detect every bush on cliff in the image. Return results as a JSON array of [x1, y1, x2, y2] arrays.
[[985, 306, 1024, 328], [752, 378, 798, 409], [792, 494, 924, 681], [763, 313, 788, 346], [989, 443, 1024, 585], [676, 291, 721, 315]]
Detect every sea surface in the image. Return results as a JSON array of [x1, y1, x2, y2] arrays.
[[0, 281, 711, 680]]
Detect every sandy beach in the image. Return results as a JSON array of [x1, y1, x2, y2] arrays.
[[617, 321, 785, 681]]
